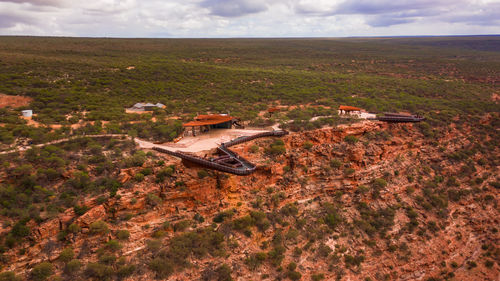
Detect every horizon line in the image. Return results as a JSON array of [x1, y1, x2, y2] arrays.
[[0, 34, 499, 40]]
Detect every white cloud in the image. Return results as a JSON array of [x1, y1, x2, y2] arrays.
[[0, 0, 498, 37]]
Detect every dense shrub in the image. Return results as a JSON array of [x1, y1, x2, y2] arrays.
[[134, 173, 144, 182], [267, 139, 286, 155], [344, 254, 365, 268], [105, 240, 122, 252], [355, 202, 395, 236], [197, 169, 209, 179], [116, 264, 136, 279], [31, 262, 54, 281], [149, 257, 174, 279], [146, 193, 162, 206], [330, 159, 342, 169], [0, 271, 20, 281], [323, 203, 342, 229], [64, 259, 82, 275], [58, 248, 74, 263], [213, 209, 236, 223], [372, 178, 387, 189], [155, 167, 173, 182], [312, 273, 325, 281], [287, 270, 302, 281], [173, 220, 191, 232], [11, 222, 30, 238], [245, 252, 267, 269], [89, 220, 109, 235], [85, 263, 113, 280], [116, 230, 130, 240], [73, 205, 89, 216], [67, 223, 81, 234], [149, 227, 225, 278]]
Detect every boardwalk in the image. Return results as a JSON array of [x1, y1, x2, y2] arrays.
[[152, 130, 288, 176]]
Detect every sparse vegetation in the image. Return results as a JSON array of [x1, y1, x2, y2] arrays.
[[0, 36, 498, 281]]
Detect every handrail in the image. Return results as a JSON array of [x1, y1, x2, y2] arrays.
[[375, 115, 425, 123]]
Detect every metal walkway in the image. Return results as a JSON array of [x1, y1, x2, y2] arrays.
[[152, 130, 288, 176], [369, 113, 425, 123]]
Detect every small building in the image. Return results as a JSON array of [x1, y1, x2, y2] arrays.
[[183, 114, 236, 136], [338, 105, 362, 115], [21, 110, 33, 117], [338, 105, 378, 119], [127, 102, 166, 112]]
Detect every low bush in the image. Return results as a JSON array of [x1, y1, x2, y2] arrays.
[[197, 170, 209, 179], [267, 139, 286, 155], [344, 135, 358, 144], [89, 220, 109, 235], [249, 145, 259, 153], [64, 259, 82, 275], [85, 263, 113, 280], [213, 209, 235, 223], [134, 173, 144, 182], [245, 252, 267, 269], [105, 240, 122, 252], [146, 193, 162, 206], [312, 273, 325, 281], [116, 230, 130, 240], [344, 254, 365, 268], [116, 264, 136, 279], [330, 159, 342, 169], [287, 270, 302, 281], [173, 220, 191, 232], [0, 271, 20, 281], [67, 223, 81, 234], [303, 141, 313, 150], [149, 257, 174, 279], [31, 262, 54, 281], [58, 248, 74, 263]]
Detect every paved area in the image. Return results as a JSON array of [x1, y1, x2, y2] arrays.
[[139, 128, 270, 153]]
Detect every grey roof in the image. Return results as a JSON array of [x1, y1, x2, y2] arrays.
[[132, 102, 163, 108]]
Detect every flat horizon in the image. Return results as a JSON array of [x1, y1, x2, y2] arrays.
[[1, 34, 499, 39]]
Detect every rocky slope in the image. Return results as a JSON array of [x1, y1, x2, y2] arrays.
[[1, 119, 498, 281]]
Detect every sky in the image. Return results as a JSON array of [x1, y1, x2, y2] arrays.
[[0, 0, 499, 37]]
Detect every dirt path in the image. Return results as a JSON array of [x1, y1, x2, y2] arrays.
[[0, 134, 130, 155], [0, 128, 274, 155]]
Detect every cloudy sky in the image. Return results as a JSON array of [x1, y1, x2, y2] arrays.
[[0, 0, 499, 37]]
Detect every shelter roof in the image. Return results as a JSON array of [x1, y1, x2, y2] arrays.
[[339, 105, 362, 111], [183, 114, 234, 127]]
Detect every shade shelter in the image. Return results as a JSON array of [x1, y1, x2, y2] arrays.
[[183, 114, 235, 136], [338, 105, 362, 115]]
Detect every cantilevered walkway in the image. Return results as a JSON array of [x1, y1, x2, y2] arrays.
[[152, 130, 288, 176]]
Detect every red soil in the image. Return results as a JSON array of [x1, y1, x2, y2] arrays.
[[0, 94, 32, 108]]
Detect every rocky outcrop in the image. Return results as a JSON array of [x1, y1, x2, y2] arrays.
[[75, 205, 107, 226], [3, 121, 498, 281], [33, 219, 60, 240], [285, 121, 384, 148]]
